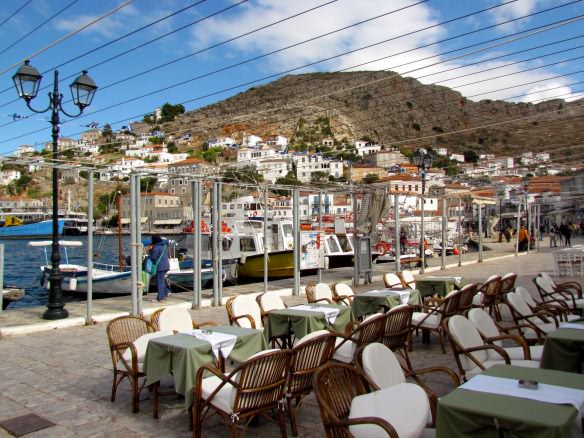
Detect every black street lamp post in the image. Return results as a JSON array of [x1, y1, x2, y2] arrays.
[[412, 148, 433, 273], [12, 60, 97, 320]]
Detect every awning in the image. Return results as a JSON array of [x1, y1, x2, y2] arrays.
[[120, 217, 148, 224], [153, 218, 183, 225]]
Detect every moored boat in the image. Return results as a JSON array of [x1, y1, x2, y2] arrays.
[[0, 219, 64, 239]]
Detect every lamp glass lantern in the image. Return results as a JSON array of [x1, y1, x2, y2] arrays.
[[70, 70, 97, 109], [12, 60, 42, 101]]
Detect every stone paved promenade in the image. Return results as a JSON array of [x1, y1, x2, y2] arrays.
[[0, 238, 580, 437]]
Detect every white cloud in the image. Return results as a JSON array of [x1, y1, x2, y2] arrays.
[[186, 0, 578, 104], [488, 0, 537, 32]]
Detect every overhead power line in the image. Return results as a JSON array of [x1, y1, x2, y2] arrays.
[[0, 0, 32, 27]]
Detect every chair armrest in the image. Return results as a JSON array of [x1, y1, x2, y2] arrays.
[[312, 298, 333, 304], [337, 417, 398, 438], [556, 282, 582, 298], [483, 334, 531, 360], [231, 314, 257, 329], [464, 344, 511, 364], [333, 295, 353, 305], [344, 321, 360, 337], [112, 341, 138, 372], [410, 366, 460, 387], [194, 363, 241, 404], [193, 320, 219, 329]]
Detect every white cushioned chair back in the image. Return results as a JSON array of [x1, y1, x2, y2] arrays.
[[507, 292, 532, 317], [158, 307, 193, 332], [335, 283, 354, 297], [535, 276, 554, 294], [259, 292, 285, 313], [468, 308, 501, 346], [232, 295, 263, 329], [295, 329, 331, 346], [448, 315, 487, 371], [362, 343, 405, 389], [122, 330, 173, 366], [314, 283, 333, 301], [516, 286, 537, 308], [540, 272, 556, 288], [401, 270, 415, 284], [384, 273, 402, 288]]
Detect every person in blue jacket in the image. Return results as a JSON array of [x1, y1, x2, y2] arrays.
[[148, 235, 170, 302]]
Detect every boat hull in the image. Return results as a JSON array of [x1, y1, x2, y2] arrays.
[[0, 219, 65, 239], [238, 250, 294, 279], [41, 265, 133, 295], [166, 269, 214, 290]]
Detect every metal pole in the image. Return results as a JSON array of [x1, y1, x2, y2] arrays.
[[192, 180, 201, 308], [394, 193, 401, 272], [85, 171, 94, 324], [0, 244, 4, 313], [130, 175, 138, 315], [318, 191, 323, 283], [515, 202, 521, 256], [217, 182, 223, 304], [352, 193, 359, 287], [135, 175, 143, 315], [526, 198, 531, 254], [478, 202, 483, 263], [536, 204, 541, 251], [45, 70, 67, 320], [420, 176, 426, 273], [212, 182, 220, 306], [263, 187, 269, 294], [293, 189, 300, 296], [441, 197, 447, 269], [458, 198, 462, 267]]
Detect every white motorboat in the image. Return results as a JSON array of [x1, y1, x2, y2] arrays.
[[28, 240, 132, 295]]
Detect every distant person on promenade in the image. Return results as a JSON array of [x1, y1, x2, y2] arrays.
[[518, 224, 529, 252], [549, 223, 558, 248], [559, 223, 572, 247], [148, 235, 170, 303]]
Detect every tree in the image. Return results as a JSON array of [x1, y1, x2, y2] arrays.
[[311, 171, 329, 184], [167, 141, 177, 153], [464, 150, 479, 163], [159, 103, 185, 123], [273, 171, 303, 195], [223, 166, 263, 184], [140, 177, 158, 192], [362, 173, 380, 184], [101, 124, 113, 141]]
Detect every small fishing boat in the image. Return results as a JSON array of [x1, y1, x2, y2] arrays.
[[28, 240, 132, 295], [0, 218, 65, 239], [2, 287, 25, 310]]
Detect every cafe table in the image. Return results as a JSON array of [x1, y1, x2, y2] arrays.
[[351, 288, 421, 319], [541, 320, 584, 373], [265, 303, 351, 341], [437, 364, 584, 438], [416, 276, 462, 298], [144, 325, 267, 415]]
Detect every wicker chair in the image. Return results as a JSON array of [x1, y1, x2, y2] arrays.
[[313, 362, 398, 438], [446, 315, 539, 382], [474, 275, 503, 320], [286, 331, 337, 436], [256, 291, 287, 318], [332, 283, 355, 306], [380, 305, 414, 372], [332, 313, 386, 363], [499, 272, 517, 294], [397, 270, 416, 289], [383, 273, 403, 289], [468, 308, 542, 361], [457, 283, 478, 315], [192, 349, 292, 438], [226, 294, 264, 329], [106, 315, 157, 413], [533, 275, 584, 312], [539, 272, 582, 298], [151, 306, 217, 332], [411, 289, 461, 353], [358, 343, 459, 428], [306, 282, 335, 304], [506, 291, 559, 342], [516, 286, 579, 323]]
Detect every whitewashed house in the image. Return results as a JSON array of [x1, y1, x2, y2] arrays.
[[242, 135, 263, 148], [293, 153, 344, 182], [0, 170, 21, 185], [208, 137, 236, 148], [354, 141, 381, 157]]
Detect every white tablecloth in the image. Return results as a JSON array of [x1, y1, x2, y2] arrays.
[[183, 329, 237, 359], [292, 304, 340, 324]]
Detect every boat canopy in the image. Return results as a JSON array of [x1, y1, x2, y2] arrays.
[[27, 240, 83, 247]]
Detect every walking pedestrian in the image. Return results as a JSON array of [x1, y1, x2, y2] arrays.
[[559, 223, 572, 247], [148, 235, 170, 302], [549, 223, 558, 248]]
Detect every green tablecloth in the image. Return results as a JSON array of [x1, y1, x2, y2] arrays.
[[265, 304, 351, 340], [437, 365, 584, 438], [416, 276, 461, 297], [541, 323, 584, 373], [144, 326, 267, 408], [352, 288, 421, 319]]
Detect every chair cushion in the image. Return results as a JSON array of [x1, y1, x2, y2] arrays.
[[349, 383, 429, 438], [472, 292, 483, 306], [294, 329, 331, 346], [362, 343, 405, 388], [158, 307, 193, 332], [259, 292, 285, 312], [201, 375, 236, 414], [412, 312, 440, 329], [333, 337, 356, 363], [119, 330, 172, 372], [232, 295, 263, 329]]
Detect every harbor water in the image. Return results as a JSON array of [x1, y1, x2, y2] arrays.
[[1, 235, 140, 308]]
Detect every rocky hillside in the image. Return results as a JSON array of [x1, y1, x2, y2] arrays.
[[162, 71, 583, 161]]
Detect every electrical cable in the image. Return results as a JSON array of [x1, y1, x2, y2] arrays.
[[0, 0, 32, 27]]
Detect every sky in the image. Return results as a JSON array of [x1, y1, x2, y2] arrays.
[[0, 0, 582, 155]]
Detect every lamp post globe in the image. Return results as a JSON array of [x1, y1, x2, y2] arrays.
[[12, 60, 97, 320]]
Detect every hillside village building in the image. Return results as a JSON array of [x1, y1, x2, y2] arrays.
[[293, 153, 344, 182]]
